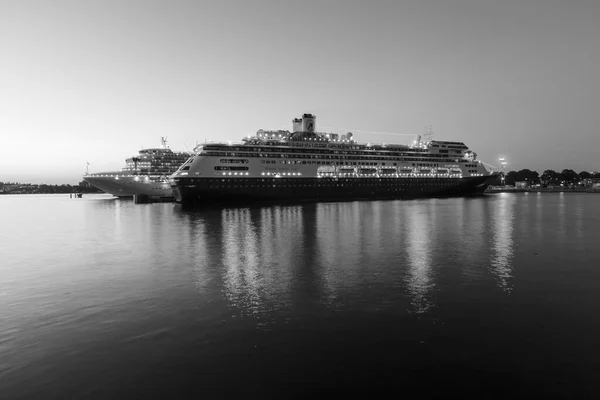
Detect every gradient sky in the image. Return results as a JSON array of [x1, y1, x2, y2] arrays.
[[1, 0, 599, 184]]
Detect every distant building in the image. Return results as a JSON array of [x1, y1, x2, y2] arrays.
[[515, 181, 528, 188]]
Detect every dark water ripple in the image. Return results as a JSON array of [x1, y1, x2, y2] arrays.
[[1, 193, 600, 398]]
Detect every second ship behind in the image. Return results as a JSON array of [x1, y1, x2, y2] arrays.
[[84, 137, 190, 198]]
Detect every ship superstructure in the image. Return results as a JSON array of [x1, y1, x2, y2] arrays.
[[170, 114, 498, 204], [84, 137, 190, 198]]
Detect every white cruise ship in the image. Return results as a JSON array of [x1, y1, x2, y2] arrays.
[[84, 137, 190, 198], [170, 113, 499, 205]]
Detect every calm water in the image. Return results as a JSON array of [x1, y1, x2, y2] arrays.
[[1, 193, 599, 398]]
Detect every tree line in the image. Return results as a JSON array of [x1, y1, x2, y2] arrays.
[[495, 169, 600, 187], [0, 181, 102, 194]]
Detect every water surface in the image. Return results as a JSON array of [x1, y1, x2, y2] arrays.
[[1, 193, 599, 398]]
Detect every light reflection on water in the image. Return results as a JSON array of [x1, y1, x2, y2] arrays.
[[219, 207, 296, 322], [489, 193, 515, 293], [404, 203, 435, 314], [574, 195, 585, 241], [557, 192, 567, 240], [171, 196, 523, 316]]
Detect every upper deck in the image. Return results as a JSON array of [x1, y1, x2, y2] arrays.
[[189, 113, 479, 167]]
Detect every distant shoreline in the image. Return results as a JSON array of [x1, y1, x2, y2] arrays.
[[0, 192, 106, 195], [486, 187, 600, 194]]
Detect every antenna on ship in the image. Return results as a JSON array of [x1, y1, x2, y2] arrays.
[[161, 136, 168, 149], [85, 161, 90, 175], [423, 125, 434, 142]]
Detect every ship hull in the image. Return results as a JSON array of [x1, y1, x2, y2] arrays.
[[171, 175, 496, 205], [83, 176, 174, 198]]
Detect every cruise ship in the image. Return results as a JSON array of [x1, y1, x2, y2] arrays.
[[170, 114, 498, 205], [84, 138, 190, 198]]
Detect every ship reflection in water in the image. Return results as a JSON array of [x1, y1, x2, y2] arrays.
[[176, 200, 474, 318], [219, 207, 299, 322], [83, 194, 533, 314], [174, 197, 522, 318]]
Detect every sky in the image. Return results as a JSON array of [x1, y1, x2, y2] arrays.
[[1, 0, 599, 184]]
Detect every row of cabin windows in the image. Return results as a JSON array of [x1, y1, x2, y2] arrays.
[[267, 160, 447, 168], [206, 146, 436, 157], [209, 149, 449, 158], [252, 143, 423, 152], [202, 181, 460, 190], [431, 143, 467, 148], [204, 178, 460, 184], [135, 154, 188, 159], [282, 161, 381, 166], [244, 140, 434, 150], [205, 151, 456, 163], [431, 146, 461, 152], [126, 162, 175, 166], [214, 166, 249, 171]]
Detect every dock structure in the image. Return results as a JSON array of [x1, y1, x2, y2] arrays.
[[486, 187, 600, 194]]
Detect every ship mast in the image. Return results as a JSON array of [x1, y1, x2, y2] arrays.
[[423, 125, 434, 142]]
